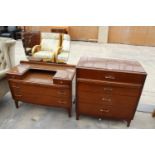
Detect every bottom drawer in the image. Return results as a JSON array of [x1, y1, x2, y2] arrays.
[[78, 103, 134, 119], [17, 94, 70, 108]]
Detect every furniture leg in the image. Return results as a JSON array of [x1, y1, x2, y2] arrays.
[[127, 120, 131, 127], [76, 111, 79, 120], [152, 110, 155, 117], [68, 108, 72, 117], [73, 98, 76, 104], [15, 100, 19, 109]]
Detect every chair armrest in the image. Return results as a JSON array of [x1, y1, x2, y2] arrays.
[[62, 40, 70, 52], [54, 46, 62, 63], [31, 45, 41, 55]]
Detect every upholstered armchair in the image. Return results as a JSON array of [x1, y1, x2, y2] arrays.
[[32, 33, 61, 62], [0, 37, 16, 100], [55, 34, 71, 63]]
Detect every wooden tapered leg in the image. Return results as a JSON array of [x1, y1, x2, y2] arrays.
[[68, 108, 72, 117], [76, 112, 79, 120], [73, 98, 76, 104], [127, 120, 131, 127], [152, 110, 155, 117], [15, 100, 19, 109]]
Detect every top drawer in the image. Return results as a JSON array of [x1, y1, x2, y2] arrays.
[[77, 68, 146, 84]]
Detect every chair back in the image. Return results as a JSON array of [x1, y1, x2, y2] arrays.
[[62, 34, 70, 52], [41, 33, 60, 51]]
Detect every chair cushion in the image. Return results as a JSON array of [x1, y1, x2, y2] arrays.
[[57, 52, 69, 63], [34, 51, 55, 61], [41, 39, 59, 51]]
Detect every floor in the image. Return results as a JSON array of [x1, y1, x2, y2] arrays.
[[0, 40, 155, 129]]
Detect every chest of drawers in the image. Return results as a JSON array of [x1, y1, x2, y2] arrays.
[[7, 61, 75, 117], [76, 57, 147, 126]]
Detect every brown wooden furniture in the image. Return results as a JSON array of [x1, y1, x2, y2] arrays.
[[22, 31, 40, 55], [76, 57, 147, 126], [152, 110, 155, 117], [7, 61, 75, 117], [51, 27, 68, 34]]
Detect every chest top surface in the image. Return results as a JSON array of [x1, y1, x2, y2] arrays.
[[7, 61, 76, 81], [77, 57, 146, 74]]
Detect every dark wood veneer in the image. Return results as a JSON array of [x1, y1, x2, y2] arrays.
[[76, 57, 147, 126], [7, 61, 75, 117]]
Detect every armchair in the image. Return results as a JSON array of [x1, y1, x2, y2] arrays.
[[32, 33, 61, 62], [0, 37, 16, 100], [56, 34, 71, 63]]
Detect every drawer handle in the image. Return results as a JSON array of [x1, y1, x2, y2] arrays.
[[105, 75, 115, 80], [100, 102, 113, 106], [58, 91, 66, 95], [100, 109, 110, 113], [60, 81, 63, 84], [102, 98, 111, 102], [12, 86, 20, 89], [15, 94, 22, 97], [58, 100, 66, 104], [103, 87, 113, 91]]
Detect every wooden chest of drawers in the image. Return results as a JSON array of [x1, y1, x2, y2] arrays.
[[76, 57, 147, 126], [7, 61, 75, 117]]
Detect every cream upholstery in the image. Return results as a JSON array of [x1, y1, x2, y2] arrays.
[[33, 51, 55, 62], [56, 34, 70, 63], [0, 37, 16, 100], [32, 33, 61, 62]]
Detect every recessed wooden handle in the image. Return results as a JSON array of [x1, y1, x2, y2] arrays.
[[12, 86, 20, 89], [105, 75, 115, 80], [15, 94, 22, 97], [58, 100, 66, 104], [103, 87, 113, 91], [58, 91, 66, 95], [102, 98, 111, 102], [100, 109, 110, 113]]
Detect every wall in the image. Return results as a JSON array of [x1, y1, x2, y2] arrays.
[[98, 26, 109, 43], [108, 26, 155, 46], [25, 26, 99, 41], [69, 26, 98, 41]]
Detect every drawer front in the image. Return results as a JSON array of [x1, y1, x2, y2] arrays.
[[78, 102, 134, 119], [17, 94, 70, 107], [9, 80, 70, 99], [77, 68, 145, 84], [53, 79, 70, 85], [78, 91, 138, 107], [7, 74, 21, 79], [78, 82, 141, 97]]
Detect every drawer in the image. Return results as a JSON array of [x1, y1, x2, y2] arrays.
[[78, 82, 141, 97], [78, 92, 138, 107], [16, 93, 70, 108], [7, 74, 21, 79], [78, 102, 134, 119], [9, 80, 70, 98], [77, 68, 145, 84], [53, 79, 70, 85]]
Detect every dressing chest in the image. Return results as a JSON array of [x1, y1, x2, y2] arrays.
[[7, 61, 75, 117], [76, 57, 147, 126]]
